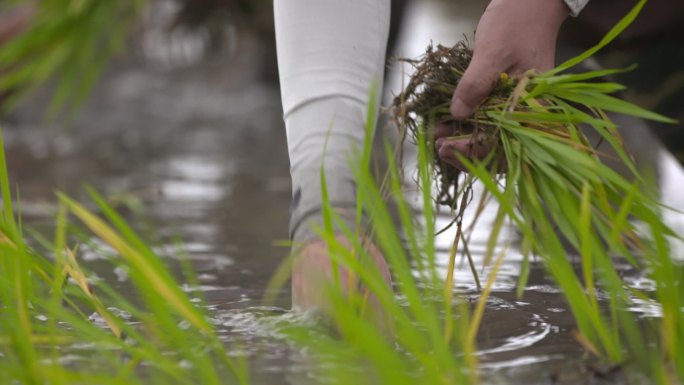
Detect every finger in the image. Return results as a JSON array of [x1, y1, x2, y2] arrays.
[[450, 54, 501, 120], [434, 122, 456, 154], [437, 136, 505, 172], [437, 138, 471, 171], [434, 122, 456, 139], [438, 138, 493, 162]]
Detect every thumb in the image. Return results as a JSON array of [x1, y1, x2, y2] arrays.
[[450, 56, 501, 120]]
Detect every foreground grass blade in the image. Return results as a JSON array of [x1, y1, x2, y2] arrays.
[[58, 192, 212, 333]]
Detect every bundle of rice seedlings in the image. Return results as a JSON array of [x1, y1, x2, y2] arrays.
[[393, 41, 508, 207], [392, 0, 684, 371], [392, 38, 672, 208], [392, 0, 673, 251]]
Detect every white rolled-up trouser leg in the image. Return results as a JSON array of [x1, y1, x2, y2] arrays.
[[274, 0, 391, 243]]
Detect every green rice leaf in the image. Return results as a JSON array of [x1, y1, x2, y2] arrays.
[[548, 0, 647, 75]]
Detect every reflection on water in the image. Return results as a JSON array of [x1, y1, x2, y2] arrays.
[[3, 0, 684, 384]]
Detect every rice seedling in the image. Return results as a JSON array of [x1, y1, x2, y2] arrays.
[[273, 91, 478, 385], [0, 0, 682, 384], [380, 0, 683, 381], [270, 1, 683, 384], [0, 124, 251, 384]]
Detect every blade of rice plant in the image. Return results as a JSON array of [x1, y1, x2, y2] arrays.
[[57, 193, 212, 333], [548, 0, 647, 75]]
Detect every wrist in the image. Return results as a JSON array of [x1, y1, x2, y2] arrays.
[[491, 0, 569, 28], [538, 0, 571, 27]]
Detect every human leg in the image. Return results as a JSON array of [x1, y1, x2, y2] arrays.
[[273, 0, 392, 309]]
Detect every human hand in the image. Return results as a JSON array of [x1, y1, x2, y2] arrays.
[[435, 0, 569, 171]]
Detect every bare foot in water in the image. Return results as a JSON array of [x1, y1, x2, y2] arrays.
[[291, 235, 393, 333]]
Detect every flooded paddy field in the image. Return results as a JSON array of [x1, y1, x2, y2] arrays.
[[2, 1, 683, 384]]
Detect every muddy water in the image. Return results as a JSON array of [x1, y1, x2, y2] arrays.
[[3, 1, 684, 384]]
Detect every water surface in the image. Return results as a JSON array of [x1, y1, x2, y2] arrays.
[[4, 1, 683, 383]]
